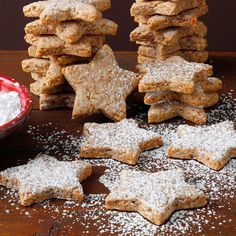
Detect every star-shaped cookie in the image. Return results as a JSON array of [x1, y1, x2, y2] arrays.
[[138, 56, 213, 94], [62, 45, 139, 121], [148, 101, 207, 125], [167, 121, 236, 170], [23, 0, 111, 23], [105, 169, 207, 225], [80, 119, 163, 165], [0, 153, 92, 206]]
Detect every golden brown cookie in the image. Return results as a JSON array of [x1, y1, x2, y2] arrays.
[[0, 153, 92, 206], [131, 21, 207, 46], [134, 4, 208, 31], [62, 45, 139, 121], [25, 18, 118, 44], [167, 121, 236, 170], [131, 0, 205, 16], [148, 101, 207, 125], [137, 51, 208, 63], [138, 56, 213, 93], [23, 0, 111, 23], [138, 36, 207, 56], [81, 119, 163, 165], [25, 34, 105, 57], [105, 169, 207, 225], [144, 85, 219, 108], [22, 58, 50, 76], [40, 93, 75, 110]]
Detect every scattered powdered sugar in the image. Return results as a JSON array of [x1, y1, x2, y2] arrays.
[[1, 92, 236, 235], [0, 91, 21, 126]]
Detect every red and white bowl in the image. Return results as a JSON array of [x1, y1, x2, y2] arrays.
[[0, 74, 32, 141]]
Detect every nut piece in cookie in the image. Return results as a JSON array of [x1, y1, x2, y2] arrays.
[[62, 45, 139, 121], [0, 153, 92, 206], [80, 119, 163, 165], [167, 121, 236, 170], [138, 56, 213, 93], [105, 169, 207, 225]]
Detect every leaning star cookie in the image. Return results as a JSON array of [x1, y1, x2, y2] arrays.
[[138, 56, 213, 93], [0, 153, 92, 206], [62, 45, 139, 121], [167, 121, 236, 170], [80, 119, 163, 165], [105, 169, 207, 225], [23, 0, 111, 23], [148, 101, 207, 125]]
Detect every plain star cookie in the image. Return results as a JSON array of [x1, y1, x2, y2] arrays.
[[80, 119, 163, 165], [62, 45, 139, 121], [167, 121, 236, 170], [148, 101, 207, 125], [0, 153, 92, 206], [105, 169, 207, 225], [138, 56, 213, 93], [23, 0, 111, 23]]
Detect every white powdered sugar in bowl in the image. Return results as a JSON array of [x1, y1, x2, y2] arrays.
[[0, 91, 21, 126]]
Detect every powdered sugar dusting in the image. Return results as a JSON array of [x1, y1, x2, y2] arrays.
[[1, 92, 236, 235], [169, 121, 236, 161]]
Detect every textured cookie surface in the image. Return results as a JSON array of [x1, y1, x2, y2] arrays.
[[144, 81, 220, 108], [105, 169, 207, 225], [81, 119, 163, 165], [131, 21, 207, 46], [167, 121, 236, 170], [138, 56, 213, 93], [23, 0, 111, 23], [131, 0, 204, 16], [62, 45, 139, 121], [135, 4, 208, 31], [25, 18, 118, 44], [148, 101, 207, 125], [0, 153, 92, 206]]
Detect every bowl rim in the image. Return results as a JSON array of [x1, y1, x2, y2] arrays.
[[0, 74, 32, 131]]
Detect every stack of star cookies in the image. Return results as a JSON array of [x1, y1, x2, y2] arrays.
[[138, 56, 222, 125], [21, 0, 118, 110], [130, 0, 209, 64]]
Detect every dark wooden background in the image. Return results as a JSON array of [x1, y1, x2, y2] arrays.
[[0, 0, 235, 51]]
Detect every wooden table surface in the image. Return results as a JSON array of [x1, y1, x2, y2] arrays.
[[0, 51, 236, 236]]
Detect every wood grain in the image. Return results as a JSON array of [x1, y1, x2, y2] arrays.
[[0, 51, 236, 236]]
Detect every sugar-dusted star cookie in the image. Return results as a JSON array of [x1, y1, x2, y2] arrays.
[[23, 0, 111, 23], [80, 119, 163, 165], [105, 169, 207, 225], [0, 153, 92, 206], [62, 45, 139, 121], [138, 56, 213, 93], [167, 121, 236, 170], [131, 0, 203, 16], [148, 101, 207, 125]]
